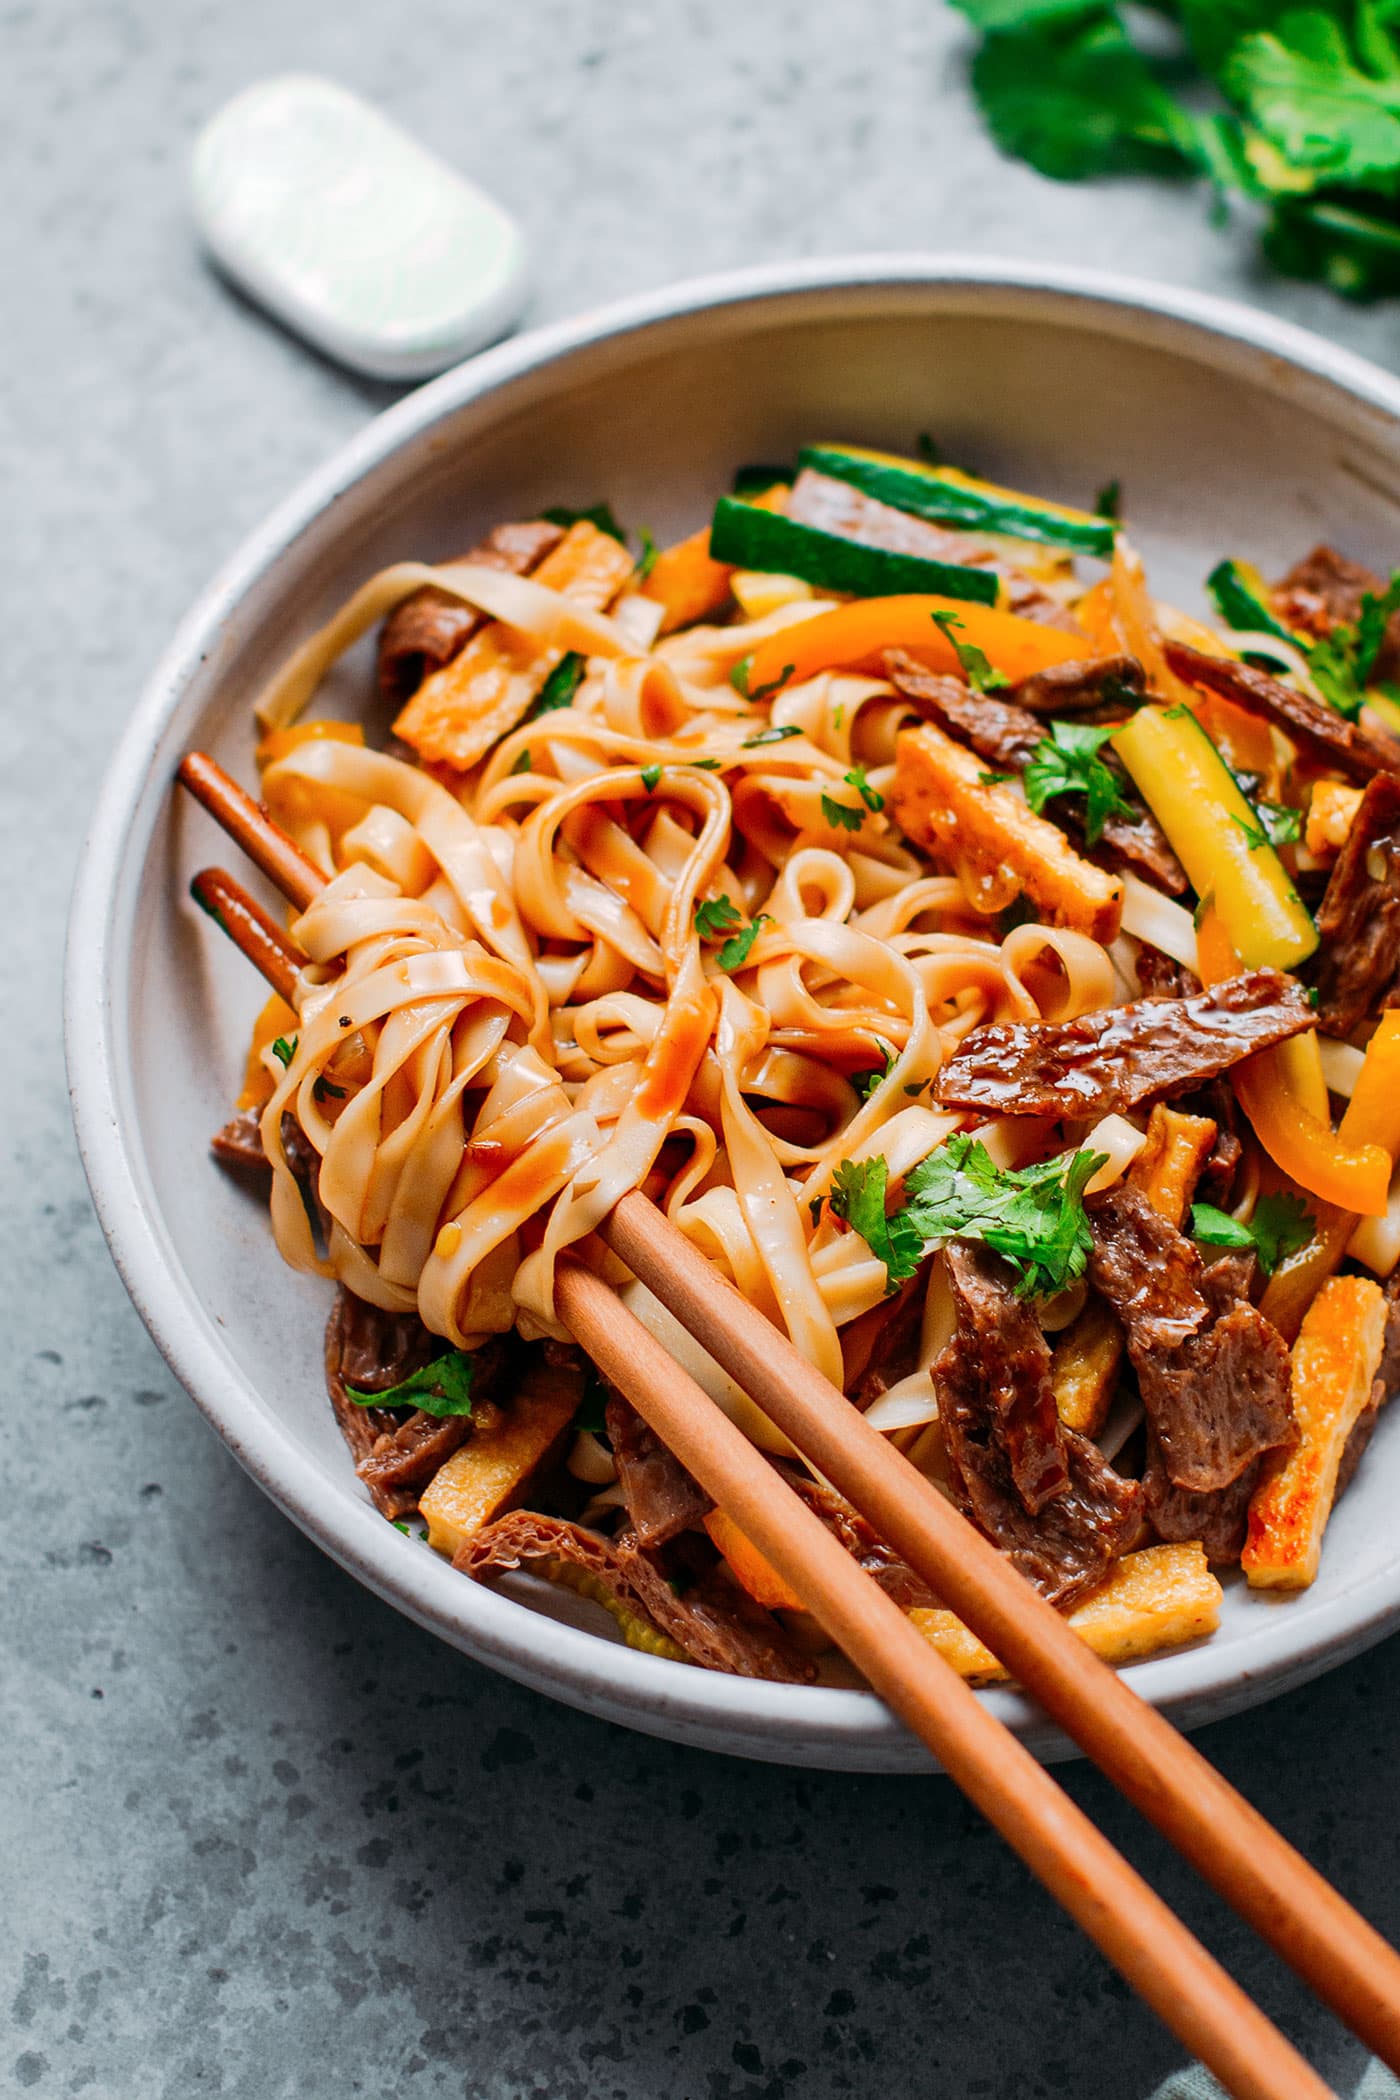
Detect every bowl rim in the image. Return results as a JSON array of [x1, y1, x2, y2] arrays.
[[66, 251, 1400, 1769]]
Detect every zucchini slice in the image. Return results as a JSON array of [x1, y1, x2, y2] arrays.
[[708, 497, 998, 605], [1206, 559, 1297, 648], [798, 444, 1115, 558]]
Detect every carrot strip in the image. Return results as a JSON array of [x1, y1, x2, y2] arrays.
[[743, 594, 1088, 699]]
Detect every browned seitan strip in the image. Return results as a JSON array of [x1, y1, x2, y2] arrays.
[[1165, 640, 1400, 782]]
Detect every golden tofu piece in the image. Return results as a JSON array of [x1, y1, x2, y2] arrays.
[[419, 1364, 580, 1558], [1244, 1274, 1387, 1591], [909, 1544, 1222, 1682], [892, 721, 1123, 942], [1129, 1106, 1218, 1226], [393, 522, 635, 770], [1050, 1298, 1124, 1438], [1305, 780, 1364, 862]]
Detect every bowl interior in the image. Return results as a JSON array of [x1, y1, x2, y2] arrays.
[[89, 271, 1400, 1769]]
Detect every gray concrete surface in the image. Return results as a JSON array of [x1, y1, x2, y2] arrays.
[[7, 4, 1400, 2095]]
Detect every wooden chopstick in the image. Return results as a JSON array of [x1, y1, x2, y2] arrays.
[[179, 837, 1332, 2100], [176, 753, 1387, 2089], [603, 1193, 1400, 2072], [554, 1258, 1332, 2100], [179, 752, 324, 913]]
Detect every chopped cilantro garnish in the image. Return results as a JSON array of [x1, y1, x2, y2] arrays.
[[1190, 1193, 1315, 1279], [640, 764, 662, 793], [830, 1135, 1106, 1298], [529, 652, 586, 717], [695, 895, 744, 941], [852, 1041, 898, 1101], [572, 1369, 610, 1437], [313, 1076, 346, 1103], [741, 724, 803, 749], [634, 526, 659, 581], [808, 1193, 824, 1228], [345, 1350, 475, 1417], [543, 501, 627, 544], [1306, 571, 1400, 721], [1023, 719, 1134, 846], [820, 793, 866, 832], [688, 758, 722, 770], [931, 608, 1010, 693], [511, 748, 533, 775], [1229, 811, 1270, 852], [271, 1036, 297, 1068], [979, 770, 1012, 787], [844, 762, 884, 813], [716, 913, 771, 972]]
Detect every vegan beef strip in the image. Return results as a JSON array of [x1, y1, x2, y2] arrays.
[[933, 973, 1314, 1120], [323, 1288, 502, 1518], [1309, 773, 1400, 1036], [462, 1510, 813, 1681], [1088, 1184, 1293, 1494], [1009, 654, 1146, 717], [886, 651, 1185, 895], [1272, 544, 1400, 681], [782, 1470, 940, 1610], [935, 1243, 1142, 1606], [605, 1389, 712, 1548], [785, 468, 1081, 630], [1165, 640, 1400, 783], [377, 517, 566, 704]]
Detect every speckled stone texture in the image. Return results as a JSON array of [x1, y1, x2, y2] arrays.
[[8, 3, 1400, 2095]]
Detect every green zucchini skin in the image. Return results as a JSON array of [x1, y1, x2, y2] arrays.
[[1206, 559, 1297, 646], [798, 445, 1115, 558], [708, 497, 999, 605]]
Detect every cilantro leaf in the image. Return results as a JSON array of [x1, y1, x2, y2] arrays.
[[313, 1075, 346, 1102], [830, 1134, 1105, 1296], [634, 527, 659, 581], [730, 656, 796, 703], [271, 1035, 297, 1068], [695, 895, 743, 940], [1224, 15, 1400, 190], [969, 11, 1202, 183], [1264, 195, 1400, 300], [742, 724, 803, 748], [543, 501, 628, 544], [641, 764, 661, 792], [1257, 799, 1303, 846], [931, 608, 1010, 692], [1095, 477, 1122, 521], [572, 1368, 610, 1436], [1305, 569, 1400, 717], [828, 1157, 926, 1290], [1230, 810, 1271, 851], [844, 762, 885, 812], [716, 913, 771, 972], [1190, 1193, 1315, 1277], [1023, 719, 1135, 844], [852, 1041, 898, 1101], [346, 1350, 476, 1417], [530, 652, 586, 717], [821, 793, 866, 832], [510, 748, 533, 775], [979, 770, 1013, 787]]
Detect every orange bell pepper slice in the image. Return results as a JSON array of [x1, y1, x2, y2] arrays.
[[742, 595, 1089, 700], [1195, 908, 1390, 1216], [703, 1508, 805, 1613]]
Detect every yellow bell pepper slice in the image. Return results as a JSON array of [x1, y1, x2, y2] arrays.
[[743, 594, 1088, 700], [1195, 908, 1389, 1218], [1112, 704, 1316, 972]]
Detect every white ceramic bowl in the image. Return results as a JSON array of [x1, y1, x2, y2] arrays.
[[68, 256, 1400, 1772]]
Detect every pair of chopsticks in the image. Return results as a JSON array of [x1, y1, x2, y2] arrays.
[[179, 751, 1400, 2100]]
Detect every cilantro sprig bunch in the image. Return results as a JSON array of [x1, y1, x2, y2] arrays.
[[952, 2, 1400, 304], [345, 1350, 476, 1418], [1023, 720, 1135, 844], [1190, 1191, 1315, 1276], [828, 1134, 1106, 1297]]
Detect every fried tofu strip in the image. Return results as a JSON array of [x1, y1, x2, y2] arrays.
[[1052, 1107, 1218, 1435], [393, 522, 635, 770], [419, 1363, 580, 1557], [1243, 1274, 1387, 1590], [892, 721, 1123, 942], [1306, 780, 1365, 862], [909, 1544, 1221, 1682]]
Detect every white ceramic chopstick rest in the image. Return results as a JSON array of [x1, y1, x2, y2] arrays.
[[190, 75, 529, 381]]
